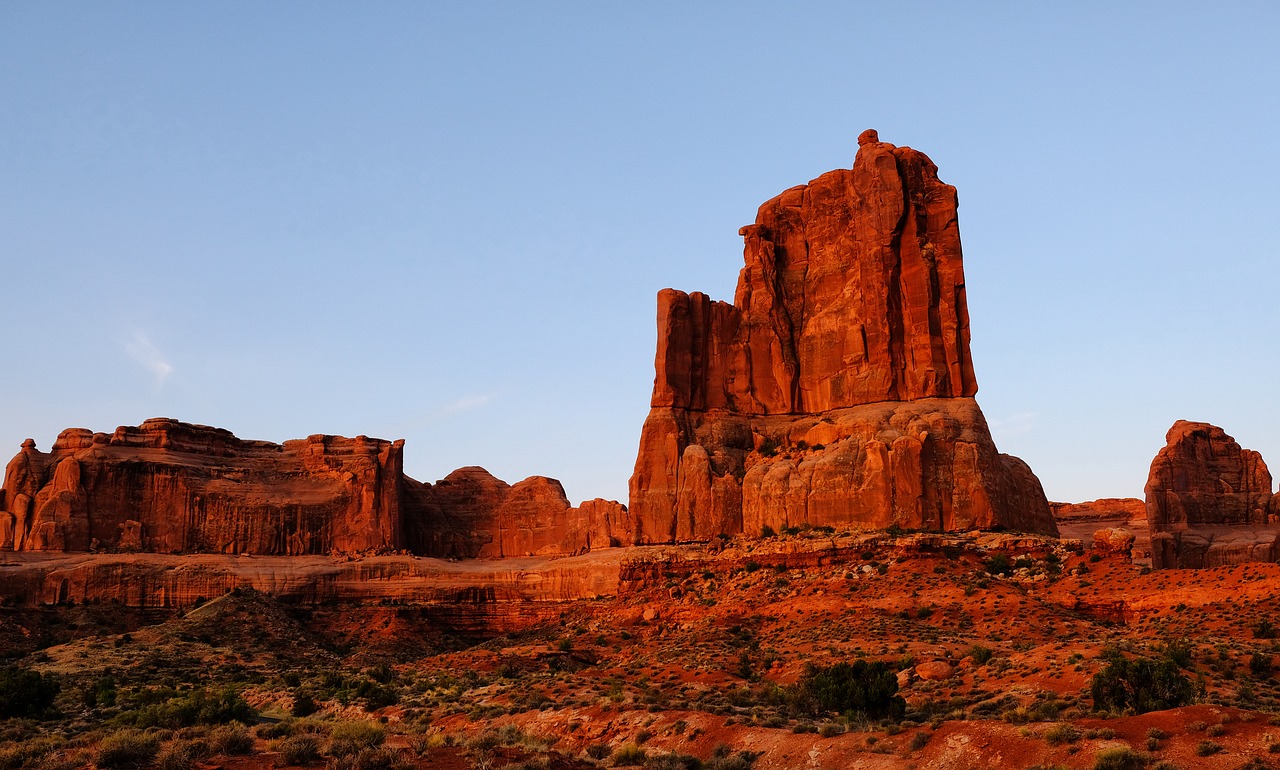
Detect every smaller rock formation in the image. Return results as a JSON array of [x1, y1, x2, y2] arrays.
[[1051, 498, 1149, 563], [1146, 421, 1278, 568]]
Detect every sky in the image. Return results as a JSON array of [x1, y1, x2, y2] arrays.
[[1, 2, 1277, 506]]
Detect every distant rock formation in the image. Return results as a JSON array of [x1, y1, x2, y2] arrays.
[[1051, 498, 1149, 562], [0, 418, 631, 558], [1146, 420, 1278, 568], [629, 130, 1056, 541]]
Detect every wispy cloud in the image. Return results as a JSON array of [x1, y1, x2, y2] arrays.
[[438, 393, 494, 416], [124, 332, 173, 385], [988, 411, 1038, 439]]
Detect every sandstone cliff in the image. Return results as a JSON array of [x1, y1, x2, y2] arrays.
[[0, 419, 404, 555], [630, 130, 1056, 541], [0, 420, 629, 558], [1146, 420, 1278, 568]]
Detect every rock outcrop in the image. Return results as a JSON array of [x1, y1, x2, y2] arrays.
[[1146, 421, 1277, 568], [1051, 498, 1150, 562], [0, 419, 630, 558], [630, 130, 1056, 541]]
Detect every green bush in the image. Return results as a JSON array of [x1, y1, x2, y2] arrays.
[[156, 739, 210, 770], [96, 730, 161, 770], [0, 735, 64, 770], [1092, 746, 1145, 770], [0, 668, 60, 719], [791, 660, 905, 720], [291, 692, 319, 718], [1195, 740, 1223, 756], [208, 724, 254, 756], [276, 735, 321, 765], [984, 554, 1013, 576], [611, 743, 646, 766], [327, 747, 408, 770], [328, 722, 385, 757], [1090, 655, 1198, 714], [1043, 723, 1080, 745], [117, 686, 255, 729]]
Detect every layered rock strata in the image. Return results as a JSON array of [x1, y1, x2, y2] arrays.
[[1146, 421, 1278, 568], [630, 130, 1056, 541], [0, 419, 630, 558]]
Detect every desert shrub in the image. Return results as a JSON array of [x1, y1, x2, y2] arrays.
[[760, 526, 776, 538], [96, 730, 161, 770], [328, 723, 385, 757], [257, 720, 300, 740], [968, 645, 994, 666], [277, 735, 321, 765], [585, 744, 610, 760], [790, 660, 905, 720], [1092, 746, 1145, 770], [1195, 739, 1223, 756], [1090, 655, 1197, 713], [644, 753, 700, 770], [1255, 618, 1278, 639], [291, 692, 319, 718], [611, 744, 646, 766], [1043, 723, 1080, 745], [0, 668, 59, 719], [0, 735, 64, 770], [207, 724, 254, 756], [118, 686, 255, 729], [908, 732, 930, 751], [984, 554, 1013, 576], [156, 739, 210, 770], [1252, 652, 1273, 676], [704, 749, 759, 770], [326, 747, 408, 770], [744, 561, 761, 573]]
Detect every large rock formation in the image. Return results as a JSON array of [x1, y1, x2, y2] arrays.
[[1146, 420, 1278, 568], [0, 419, 631, 558], [630, 130, 1056, 541]]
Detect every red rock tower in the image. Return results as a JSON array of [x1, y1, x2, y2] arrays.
[[630, 131, 1056, 541]]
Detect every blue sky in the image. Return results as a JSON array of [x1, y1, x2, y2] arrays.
[[2, 2, 1277, 505]]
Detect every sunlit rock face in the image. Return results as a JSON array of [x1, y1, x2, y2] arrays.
[[630, 130, 1057, 542], [1146, 420, 1278, 569], [0, 420, 631, 558]]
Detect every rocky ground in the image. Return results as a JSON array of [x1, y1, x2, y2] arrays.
[[6, 533, 1280, 770]]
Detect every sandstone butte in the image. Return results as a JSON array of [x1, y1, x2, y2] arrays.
[[629, 129, 1058, 541], [1146, 419, 1280, 568], [0, 417, 633, 558]]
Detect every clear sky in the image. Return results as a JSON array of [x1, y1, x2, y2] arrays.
[[2, 2, 1277, 506]]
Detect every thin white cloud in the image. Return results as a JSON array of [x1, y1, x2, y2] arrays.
[[438, 393, 494, 416], [124, 332, 173, 385], [988, 411, 1038, 439]]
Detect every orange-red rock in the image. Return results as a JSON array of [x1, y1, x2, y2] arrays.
[[0, 419, 629, 558], [0, 419, 404, 555], [1146, 420, 1278, 568], [630, 132, 1056, 542]]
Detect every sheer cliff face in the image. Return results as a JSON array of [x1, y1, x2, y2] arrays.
[[652, 130, 975, 415], [1146, 420, 1278, 568], [0, 418, 405, 555], [0, 421, 632, 558], [632, 130, 1056, 542]]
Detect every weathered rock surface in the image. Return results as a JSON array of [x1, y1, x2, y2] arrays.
[[630, 131, 1055, 541], [1051, 498, 1150, 562], [0, 419, 404, 555], [1146, 421, 1278, 568], [0, 551, 626, 633], [0, 420, 629, 558]]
